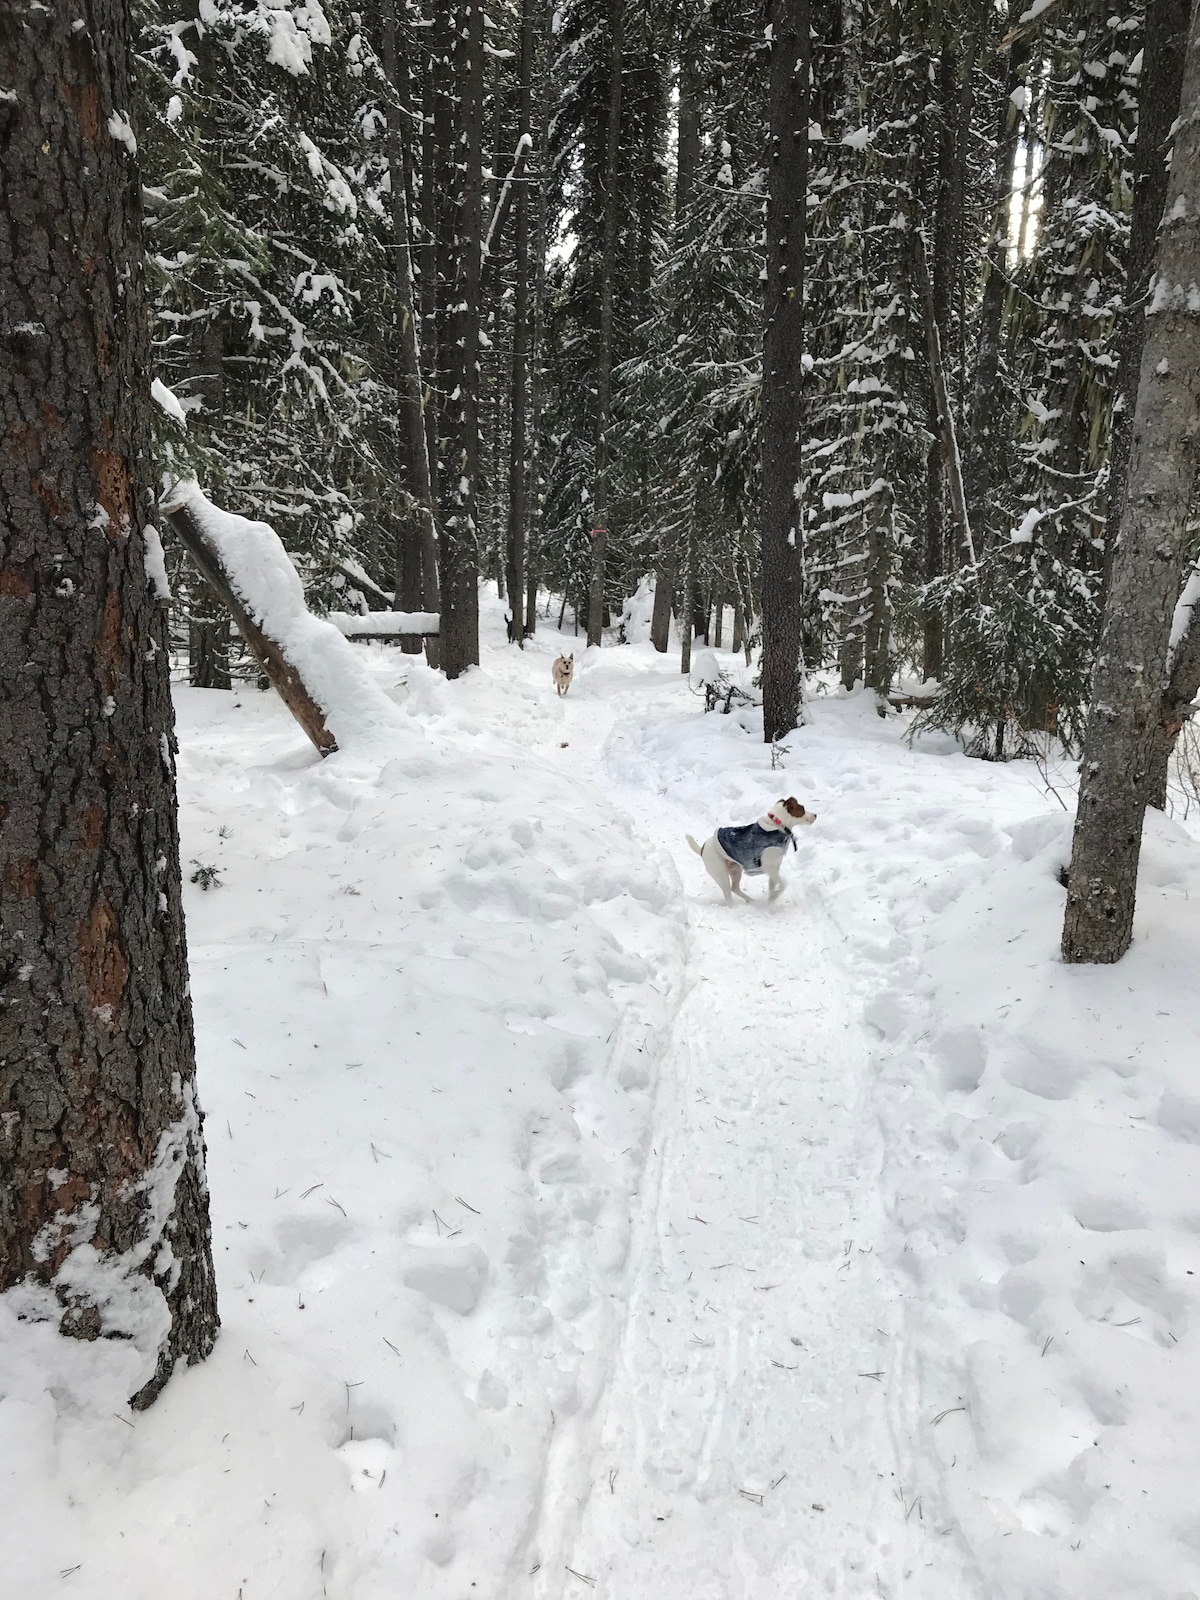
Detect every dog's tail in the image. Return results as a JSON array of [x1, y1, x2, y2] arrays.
[[685, 834, 703, 856]]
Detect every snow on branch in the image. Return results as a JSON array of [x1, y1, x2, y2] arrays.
[[162, 480, 404, 753]]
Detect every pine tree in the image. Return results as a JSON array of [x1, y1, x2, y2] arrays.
[[1, 0, 218, 1406]]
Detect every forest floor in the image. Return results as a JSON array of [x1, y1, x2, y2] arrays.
[[5, 590, 1200, 1600]]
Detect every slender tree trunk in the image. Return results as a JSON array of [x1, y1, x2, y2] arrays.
[[965, 17, 1027, 528], [524, 0, 553, 640], [1103, 0, 1191, 606], [1062, 2, 1200, 963], [381, 0, 440, 658], [863, 490, 893, 697], [652, 39, 701, 658], [0, 0, 218, 1407], [650, 558, 675, 652], [587, 0, 624, 648], [439, 1, 486, 678], [760, 0, 810, 741], [505, 0, 535, 644], [680, 510, 696, 675], [189, 614, 232, 689], [919, 39, 970, 677], [914, 227, 977, 568]]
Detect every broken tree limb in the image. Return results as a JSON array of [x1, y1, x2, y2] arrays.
[[334, 558, 394, 610], [327, 610, 440, 641], [163, 491, 337, 757], [913, 222, 977, 570]]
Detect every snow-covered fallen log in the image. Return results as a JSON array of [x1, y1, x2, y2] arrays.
[[161, 480, 404, 754], [327, 610, 440, 639]]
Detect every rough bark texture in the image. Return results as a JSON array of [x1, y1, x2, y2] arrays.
[[188, 614, 231, 689], [586, 0, 623, 649], [164, 500, 337, 756], [1103, 0, 1191, 600], [919, 40, 965, 679], [1062, 1, 1200, 963], [760, 0, 809, 742], [438, 1, 485, 679], [380, 0, 439, 659], [504, 0, 535, 644], [0, 0, 218, 1407]]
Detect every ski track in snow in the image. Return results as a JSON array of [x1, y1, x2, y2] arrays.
[[9, 593, 1200, 1600], [483, 634, 975, 1599]]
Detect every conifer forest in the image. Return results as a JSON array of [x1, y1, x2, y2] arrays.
[[126, 0, 1182, 746], [5, 1, 1200, 1594]]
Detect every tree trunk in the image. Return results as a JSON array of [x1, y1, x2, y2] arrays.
[[381, 0, 440, 658], [680, 511, 696, 675], [439, 0, 486, 679], [587, 0, 624, 648], [760, 0, 809, 742], [0, 0, 218, 1408], [164, 497, 337, 756], [964, 17, 1027, 528], [651, 558, 675, 652], [1062, 2, 1200, 964], [505, 0, 535, 644], [863, 490, 893, 698], [189, 614, 231, 689], [914, 226, 977, 568], [523, 3, 553, 641], [1103, 0, 1191, 606], [919, 39, 968, 678]]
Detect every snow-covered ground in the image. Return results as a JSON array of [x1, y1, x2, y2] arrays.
[[5, 589, 1200, 1600]]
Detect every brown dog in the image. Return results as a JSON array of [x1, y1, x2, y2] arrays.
[[686, 797, 816, 904], [552, 653, 575, 696]]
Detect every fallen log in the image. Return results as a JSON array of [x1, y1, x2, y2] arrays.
[[328, 610, 440, 642], [162, 486, 337, 756]]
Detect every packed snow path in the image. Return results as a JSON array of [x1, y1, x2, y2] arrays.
[[476, 630, 975, 1598], [10, 596, 1200, 1600]]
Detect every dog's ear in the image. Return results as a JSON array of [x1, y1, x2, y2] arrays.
[[784, 797, 805, 818]]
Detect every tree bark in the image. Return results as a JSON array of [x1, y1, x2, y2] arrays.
[[760, 0, 809, 742], [964, 17, 1027, 528], [650, 557, 675, 652], [914, 225, 977, 568], [587, 0, 624, 648], [380, 0, 441, 658], [0, 0, 218, 1407], [505, 0, 535, 644], [438, 0, 486, 678], [1102, 0, 1191, 603], [1062, 0, 1200, 963], [164, 498, 337, 756]]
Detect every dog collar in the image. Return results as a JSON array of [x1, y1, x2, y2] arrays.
[[767, 812, 785, 828]]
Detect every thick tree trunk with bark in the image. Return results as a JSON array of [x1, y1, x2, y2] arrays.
[[505, 0, 535, 644], [1062, 2, 1200, 964], [0, 0, 218, 1407], [439, 1, 486, 679], [587, 0, 624, 649], [381, 0, 440, 659], [1103, 0, 1191, 602], [760, 0, 809, 742]]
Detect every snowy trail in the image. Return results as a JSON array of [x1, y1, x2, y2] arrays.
[[466, 631, 975, 1598]]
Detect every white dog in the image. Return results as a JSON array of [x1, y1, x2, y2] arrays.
[[552, 653, 575, 696], [687, 797, 816, 905]]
